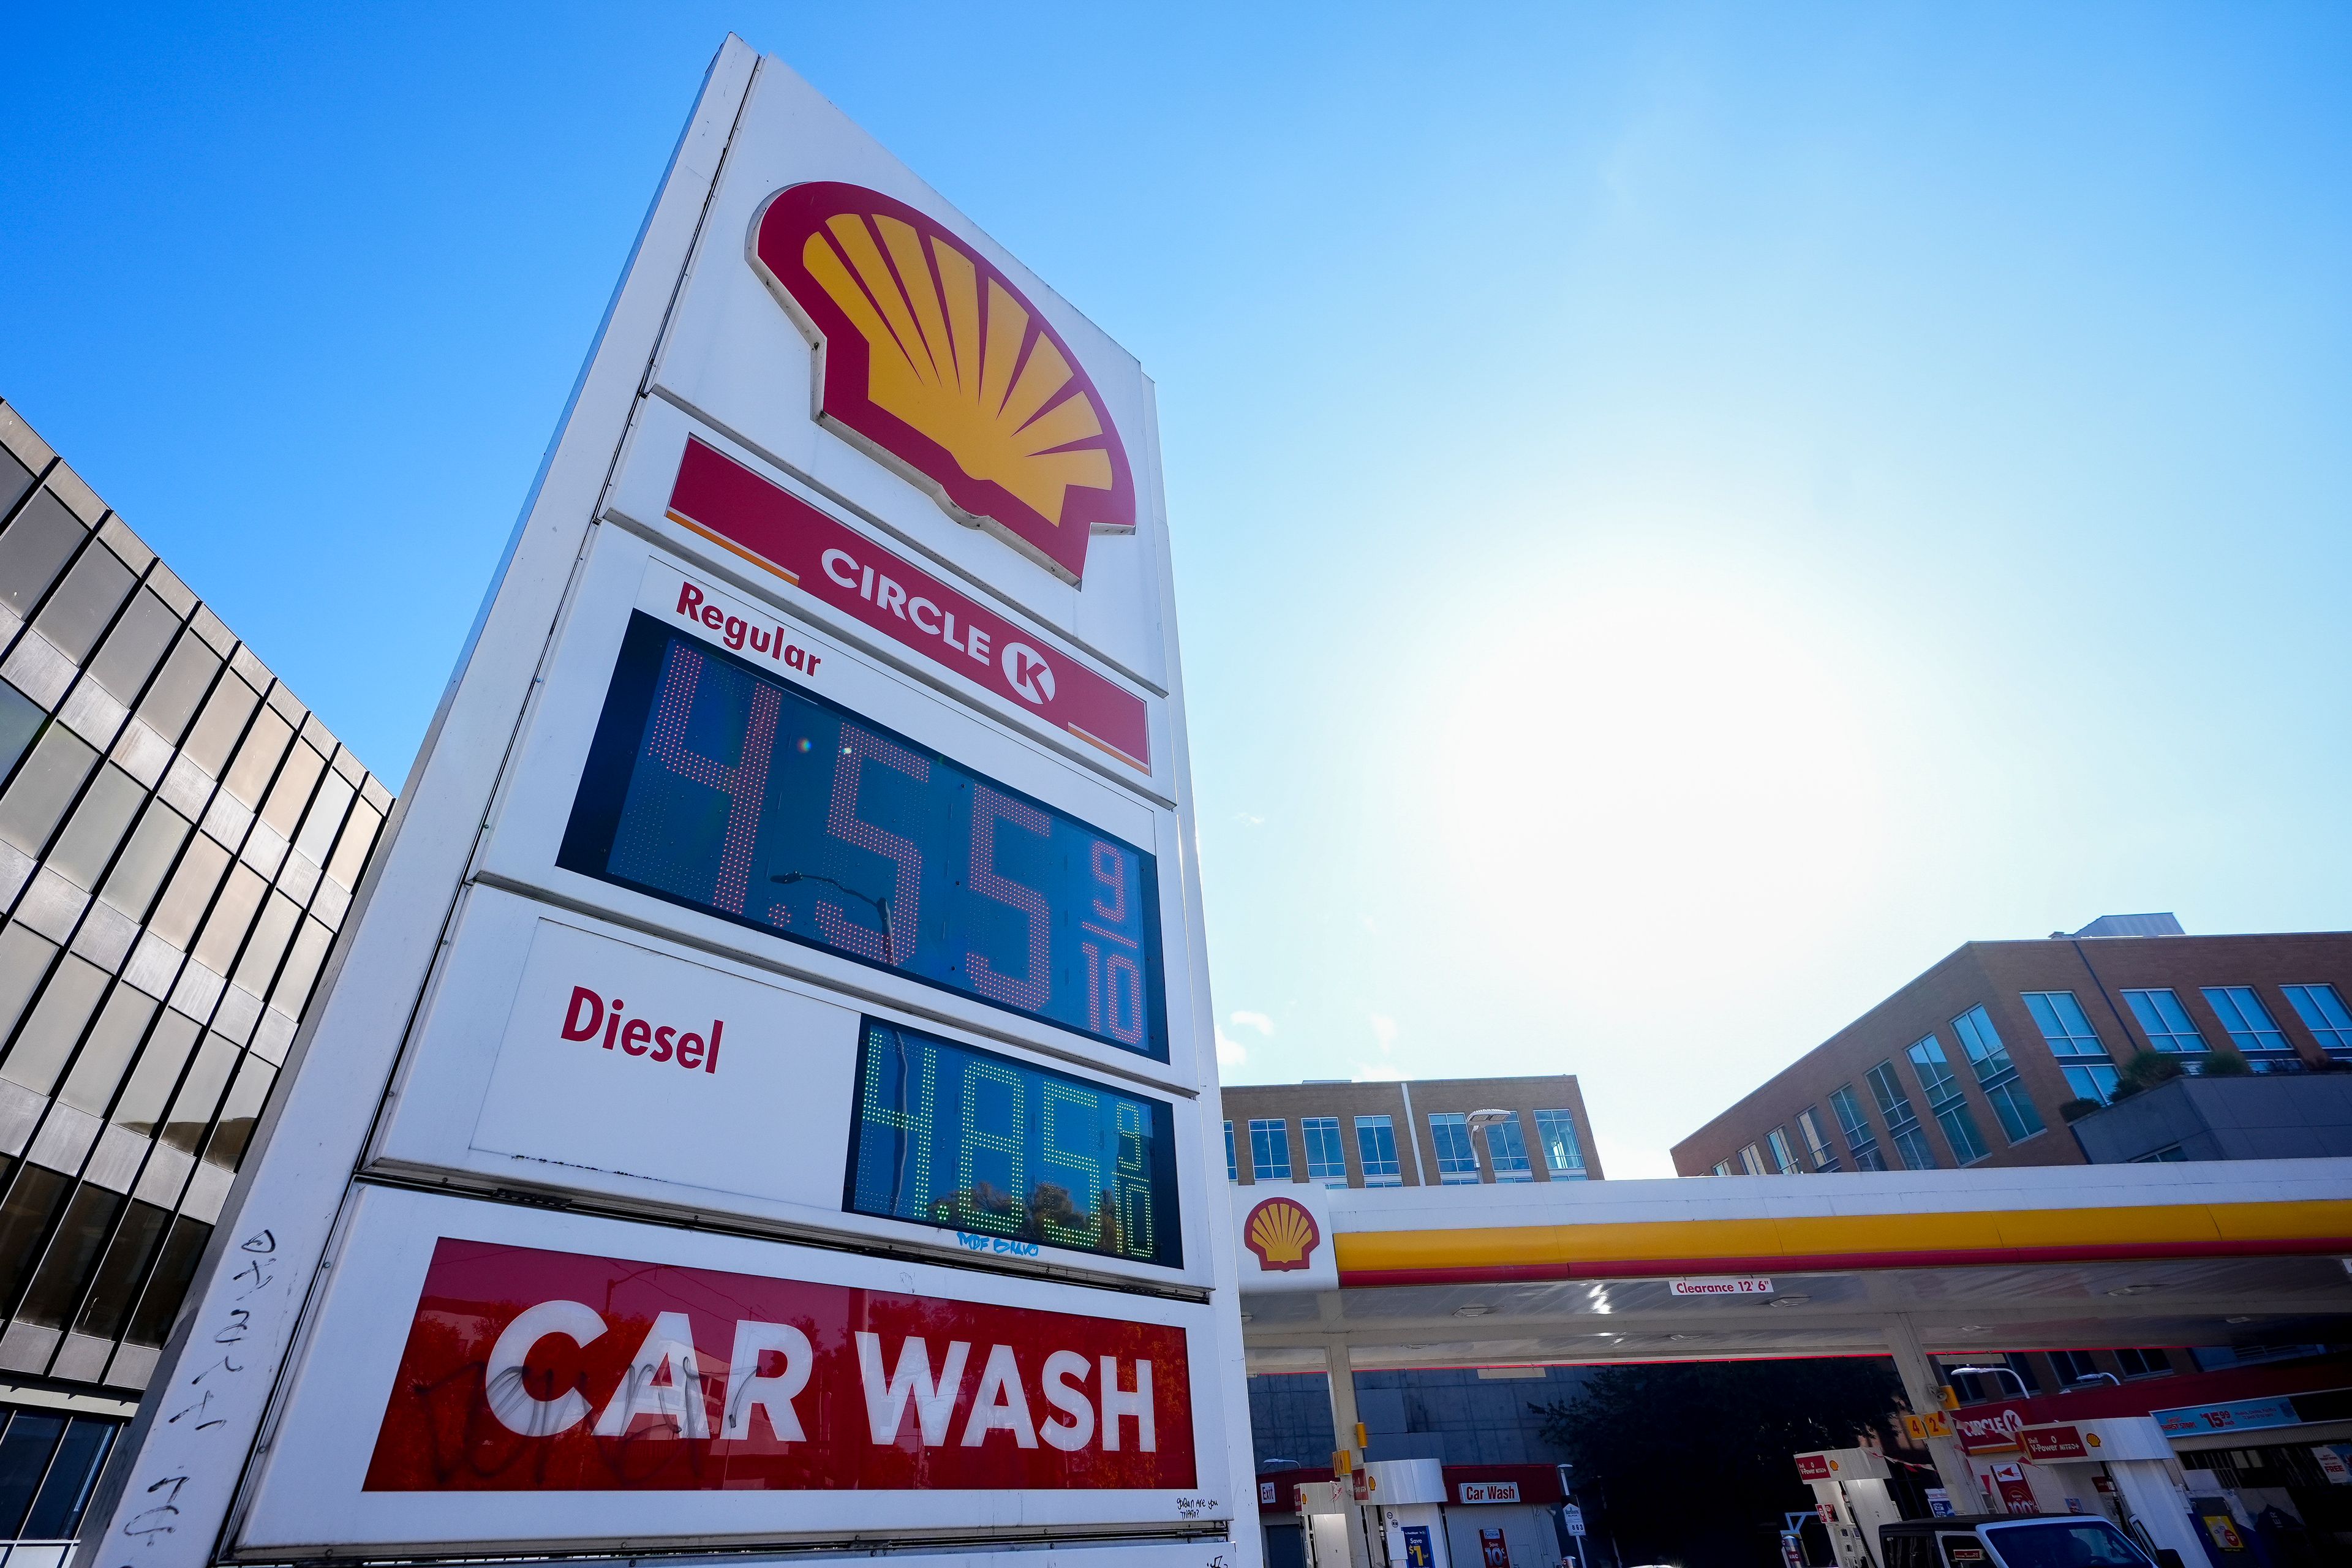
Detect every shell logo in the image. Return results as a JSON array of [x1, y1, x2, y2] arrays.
[[1244, 1197, 1321, 1273], [751, 181, 1135, 586]]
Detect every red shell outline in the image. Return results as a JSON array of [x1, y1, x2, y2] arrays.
[[749, 181, 1134, 586], [1244, 1196, 1322, 1273]]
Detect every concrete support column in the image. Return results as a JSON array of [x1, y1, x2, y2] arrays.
[[1882, 1316, 1981, 1506], [1324, 1340, 1362, 1464]]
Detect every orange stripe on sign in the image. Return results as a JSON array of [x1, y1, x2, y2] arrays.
[[1330, 1200, 2352, 1286], [668, 509, 802, 587]]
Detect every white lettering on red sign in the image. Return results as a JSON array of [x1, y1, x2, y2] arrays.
[[1956, 1406, 2030, 1452], [364, 1239, 1195, 1492], [666, 438, 1152, 771]]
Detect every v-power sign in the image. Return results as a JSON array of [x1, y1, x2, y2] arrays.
[[78, 36, 1249, 1568]]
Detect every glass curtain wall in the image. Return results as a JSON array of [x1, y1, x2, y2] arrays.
[[0, 406, 387, 1396]]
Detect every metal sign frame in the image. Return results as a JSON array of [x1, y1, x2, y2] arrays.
[[76, 37, 1253, 1568]]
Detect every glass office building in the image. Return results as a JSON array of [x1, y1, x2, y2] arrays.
[[0, 401, 388, 1558]]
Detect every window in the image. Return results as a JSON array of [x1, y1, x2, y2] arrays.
[[2022, 990, 2119, 1103], [1224, 1120, 1237, 1183], [2113, 1348, 2171, 1379], [1430, 1113, 1480, 1183], [1534, 1110, 1586, 1179], [2049, 1349, 2101, 1385], [2200, 987, 2295, 1066], [1355, 1115, 1402, 1186], [1953, 1005, 2045, 1142], [0, 1406, 123, 1546], [2123, 989, 2204, 1055], [1979, 1520, 2153, 1568], [2283, 984, 2352, 1057], [1738, 1143, 1766, 1175], [1302, 1116, 1348, 1186], [1483, 1117, 1532, 1181], [1248, 1118, 1291, 1182], [1829, 1083, 1886, 1171], [1766, 1128, 1799, 1174], [1907, 1035, 1988, 1163], [2133, 1144, 2188, 1163], [1795, 1107, 1837, 1171], [0, 684, 43, 786], [1868, 1061, 1936, 1170], [1710, 1161, 1733, 1176]]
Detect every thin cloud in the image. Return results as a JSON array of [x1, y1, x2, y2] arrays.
[[1229, 1010, 1275, 1036]]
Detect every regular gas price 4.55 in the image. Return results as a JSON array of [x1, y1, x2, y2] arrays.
[[560, 614, 1166, 1058], [846, 1018, 1181, 1268]]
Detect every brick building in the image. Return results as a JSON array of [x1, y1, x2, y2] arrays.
[[1673, 913, 2352, 1177], [1220, 1074, 1603, 1188]]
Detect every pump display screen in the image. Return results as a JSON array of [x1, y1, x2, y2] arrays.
[[559, 614, 1166, 1058], [846, 1017, 1180, 1267]]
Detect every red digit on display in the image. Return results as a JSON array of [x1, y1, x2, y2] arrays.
[[1090, 841, 1126, 923], [1106, 953, 1145, 1046], [816, 724, 929, 963], [643, 644, 780, 916], [967, 785, 1050, 1012]]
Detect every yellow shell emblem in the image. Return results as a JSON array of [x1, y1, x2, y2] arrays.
[[752, 182, 1134, 586], [1245, 1196, 1321, 1272]]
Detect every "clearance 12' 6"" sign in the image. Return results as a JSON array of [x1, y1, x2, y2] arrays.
[[752, 181, 1136, 586]]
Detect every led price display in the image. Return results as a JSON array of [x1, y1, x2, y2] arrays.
[[846, 1017, 1180, 1267], [560, 614, 1166, 1058]]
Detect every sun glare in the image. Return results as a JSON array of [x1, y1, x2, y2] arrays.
[[1409, 572, 1887, 990]]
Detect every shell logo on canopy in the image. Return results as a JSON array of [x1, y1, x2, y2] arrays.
[[751, 181, 1135, 586], [1244, 1196, 1321, 1272]]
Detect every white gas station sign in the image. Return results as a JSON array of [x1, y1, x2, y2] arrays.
[[81, 36, 1248, 1568]]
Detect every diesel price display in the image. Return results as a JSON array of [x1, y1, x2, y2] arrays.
[[847, 1019, 1181, 1267], [560, 614, 1167, 1058]]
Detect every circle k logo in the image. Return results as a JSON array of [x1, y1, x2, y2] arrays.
[[1001, 641, 1055, 706]]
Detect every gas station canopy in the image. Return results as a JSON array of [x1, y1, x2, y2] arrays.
[[1237, 1157, 2352, 1371]]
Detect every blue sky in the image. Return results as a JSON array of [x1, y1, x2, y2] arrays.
[[6, 4, 2349, 1175]]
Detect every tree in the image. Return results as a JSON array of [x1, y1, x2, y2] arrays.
[[1534, 1358, 1905, 1568], [2109, 1050, 2183, 1101]]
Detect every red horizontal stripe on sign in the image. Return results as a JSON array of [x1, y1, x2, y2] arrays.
[[363, 1240, 1196, 1493], [665, 438, 1150, 772], [1335, 1233, 2352, 1288]]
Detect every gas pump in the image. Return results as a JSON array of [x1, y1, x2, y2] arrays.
[[1298, 1477, 1370, 1568], [1795, 1448, 1902, 1568], [1298, 1476, 1373, 1568], [1365, 1460, 1452, 1568], [1295, 1461, 1455, 1568]]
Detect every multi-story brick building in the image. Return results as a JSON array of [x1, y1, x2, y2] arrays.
[[0, 401, 389, 1554], [1673, 913, 2352, 1177], [1221, 1073, 1604, 1568], [1219, 1073, 1603, 1188]]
